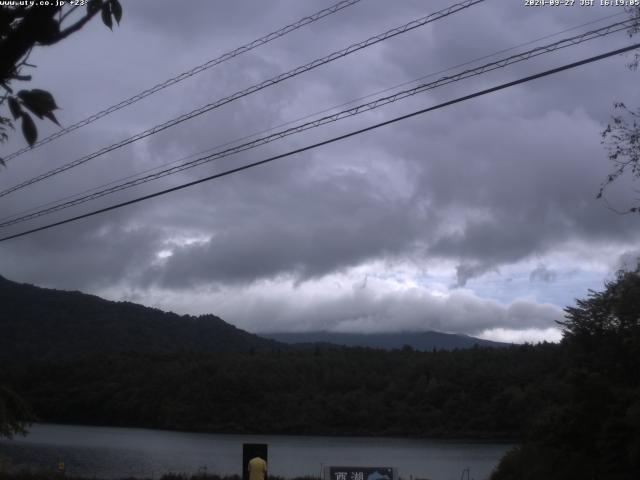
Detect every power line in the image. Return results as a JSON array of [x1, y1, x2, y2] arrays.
[[0, 11, 626, 226], [0, 0, 485, 199], [1, 42, 638, 243], [1, 17, 634, 229], [1, 0, 364, 163]]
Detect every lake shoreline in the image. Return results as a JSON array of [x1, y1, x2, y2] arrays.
[[20, 422, 519, 444]]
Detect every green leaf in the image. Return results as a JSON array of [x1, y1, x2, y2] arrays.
[[17, 89, 58, 122], [110, 0, 122, 24], [21, 113, 37, 146], [101, 2, 113, 29], [7, 96, 22, 119], [43, 111, 60, 126]]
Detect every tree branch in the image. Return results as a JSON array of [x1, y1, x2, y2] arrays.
[[54, 3, 104, 42], [601, 195, 634, 215], [59, 4, 80, 25]]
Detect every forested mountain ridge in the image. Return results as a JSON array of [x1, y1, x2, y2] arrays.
[[0, 275, 280, 360], [1, 274, 505, 361], [264, 331, 508, 350]]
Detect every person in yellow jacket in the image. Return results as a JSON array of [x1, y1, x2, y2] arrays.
[[248, 456, 267, 480], [56, 459, 65, 479]]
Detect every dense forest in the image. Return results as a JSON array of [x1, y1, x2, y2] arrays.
[[1, 343, 560, 439]]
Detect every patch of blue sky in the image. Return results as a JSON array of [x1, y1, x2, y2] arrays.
[[461, 268, 610, 309]]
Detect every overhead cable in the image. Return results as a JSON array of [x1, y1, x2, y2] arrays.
[[0, 0, 484, 199], [1, 42, 638, 243], [0, 10, 627, 225], [0, 17, 634, 229]]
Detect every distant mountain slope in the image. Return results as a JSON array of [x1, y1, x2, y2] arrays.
[[263, 330, 508, 350], [0, 275, 280, 361]]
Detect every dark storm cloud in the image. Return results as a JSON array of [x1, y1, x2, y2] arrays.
[[430, 217, 550, 269], [0, 215, 162, 290], [138, 158, 431, 288], [389, 104, 640, 283]]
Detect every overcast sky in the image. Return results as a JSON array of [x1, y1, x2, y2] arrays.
[[1, 0, 639, 343]]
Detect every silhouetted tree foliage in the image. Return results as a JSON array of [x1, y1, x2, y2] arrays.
[[0, 386, 34, 439], [0, 0, 122, 160], [599, 6, 640, 213], [491, 265, 640, 480]]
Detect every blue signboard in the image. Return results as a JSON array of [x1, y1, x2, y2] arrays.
[[328, 467, 395, 480]]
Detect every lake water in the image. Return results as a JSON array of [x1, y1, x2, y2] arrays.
[[0, 424, 511, 480]]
